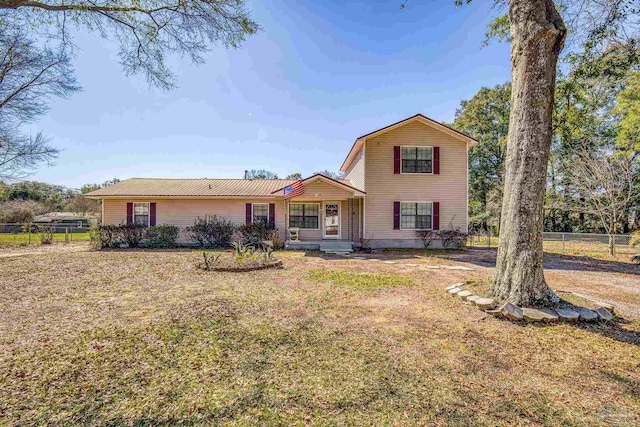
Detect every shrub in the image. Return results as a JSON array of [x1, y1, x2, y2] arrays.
[[238, 221, 275, 248], [415, 230, 439, 249], [359, 234, 372, 250], [89, 225, 125, 249], [268, 229, 283, 250], [201, 251, 222, 271], [122, 224, 147, 248], [186, 216, 237, 248], [37, 225, 54, 245], [146, 225, 180, 248], [439, 228, 468, 249], [231, 241, 256, 263]]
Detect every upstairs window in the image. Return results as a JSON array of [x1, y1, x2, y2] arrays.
[[400, 202, 432, 230], [252, 203, 269, 224], [401, 146, 433, 174]]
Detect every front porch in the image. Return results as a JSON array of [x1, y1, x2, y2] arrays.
[[272, 174, 365, 250]]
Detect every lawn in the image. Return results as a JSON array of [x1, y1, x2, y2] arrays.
[[0, 232, 90, 245], [1, 245, 639, 426]]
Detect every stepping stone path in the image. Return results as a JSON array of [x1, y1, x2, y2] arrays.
[[485, 308, 503, 317], [596, 302, 616, 314], [466, 295, 481, 304], [443, 284, 614, 325], [594, 307, 613, 321], [501, 302, 524, 321], [445, 283, 465, 291], [569, 292, 617, 314], [523, 308, 558, 323], [576, 307, 598, 322], [475, 298, 497, 310], [457, 290, 473, 301], [555, 308, 580, 323]]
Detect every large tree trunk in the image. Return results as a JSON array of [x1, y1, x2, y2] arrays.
[[490, 0, 566, 306]]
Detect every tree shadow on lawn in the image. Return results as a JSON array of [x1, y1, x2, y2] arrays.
[[457, 248, 640, 275], [491, 315, 640, 347], [298, 247, 640, 276], [93, 247, 204, 253]]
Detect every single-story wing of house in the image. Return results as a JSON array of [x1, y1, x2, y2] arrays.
[[86, 113, 477, 249]]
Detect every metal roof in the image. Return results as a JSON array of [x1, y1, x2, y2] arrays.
[[85, 177, 360, 197]]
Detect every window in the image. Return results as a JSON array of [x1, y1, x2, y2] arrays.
[[401, 146, 432, 173], [252, 203, 269, 224], [401, 202, 432, 230], [133, 203, 150, 226], [289, 203, 319, 229]]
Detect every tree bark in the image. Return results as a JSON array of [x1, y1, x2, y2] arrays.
[[490, 0, 566, 306]]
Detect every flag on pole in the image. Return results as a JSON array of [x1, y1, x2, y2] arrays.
[[284, 179, 304, 199]]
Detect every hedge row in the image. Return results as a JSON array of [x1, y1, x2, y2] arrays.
[[90, 216, 280, 249]]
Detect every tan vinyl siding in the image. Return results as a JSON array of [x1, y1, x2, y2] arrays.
[[102, 198, 286, 242], [293, 180, 355, 201], [364, 121, 468, 240], [344, 147, 365, 191]]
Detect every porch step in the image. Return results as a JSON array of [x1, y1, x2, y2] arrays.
[[319, 242, 354, 254]]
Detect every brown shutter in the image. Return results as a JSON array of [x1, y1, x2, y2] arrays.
[[149, 202, 156, 226], [268, 203, 275, 228], [393, 146, 401, 174], [433, 146, 440, 174], [246, 203, 252, 224], [126, 202, 133, 225], [393, 201, 400, 230], [433, 202, 440, 230]]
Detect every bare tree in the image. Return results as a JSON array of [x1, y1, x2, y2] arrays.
[[244, 169, 279, 180], [314, 170, 345, 180], [0, 0, 259, 89], [570, 148, 639, 255], [67, 194, 101, 217], [0, 27, 79, 181]]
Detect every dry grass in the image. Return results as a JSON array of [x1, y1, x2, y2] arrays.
[[1, 246, 639, 426]]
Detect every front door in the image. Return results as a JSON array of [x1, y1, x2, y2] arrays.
[[323, 202, 340, 239]]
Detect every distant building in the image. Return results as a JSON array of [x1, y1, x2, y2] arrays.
[[33, 212, 99, 228]]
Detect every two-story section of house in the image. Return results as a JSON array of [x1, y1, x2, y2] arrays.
[[340, 114, 476, 248], [87, 114, 476, 250]]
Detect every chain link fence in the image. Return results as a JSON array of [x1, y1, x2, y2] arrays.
[[469, 230, 636, 257], [0, 223, 91, 245]]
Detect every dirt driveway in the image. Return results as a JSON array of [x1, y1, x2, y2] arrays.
[[432, 248, 640, 319]]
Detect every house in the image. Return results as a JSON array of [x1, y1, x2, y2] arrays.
[[33, 212, 99, 228], [86, 114, 476, 249]]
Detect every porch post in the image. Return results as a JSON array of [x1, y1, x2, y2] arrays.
[[351, 196, 354, 242]]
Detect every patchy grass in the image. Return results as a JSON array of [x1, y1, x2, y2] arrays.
[[304, 268, 414, 290], [0, 232, 90, 246], [1, 245, 639, 426]]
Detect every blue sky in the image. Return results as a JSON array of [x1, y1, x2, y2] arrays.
[[28, 0, 511, 188]]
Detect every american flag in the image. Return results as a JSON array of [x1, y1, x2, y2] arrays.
[[284, 179, 304, 199]]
